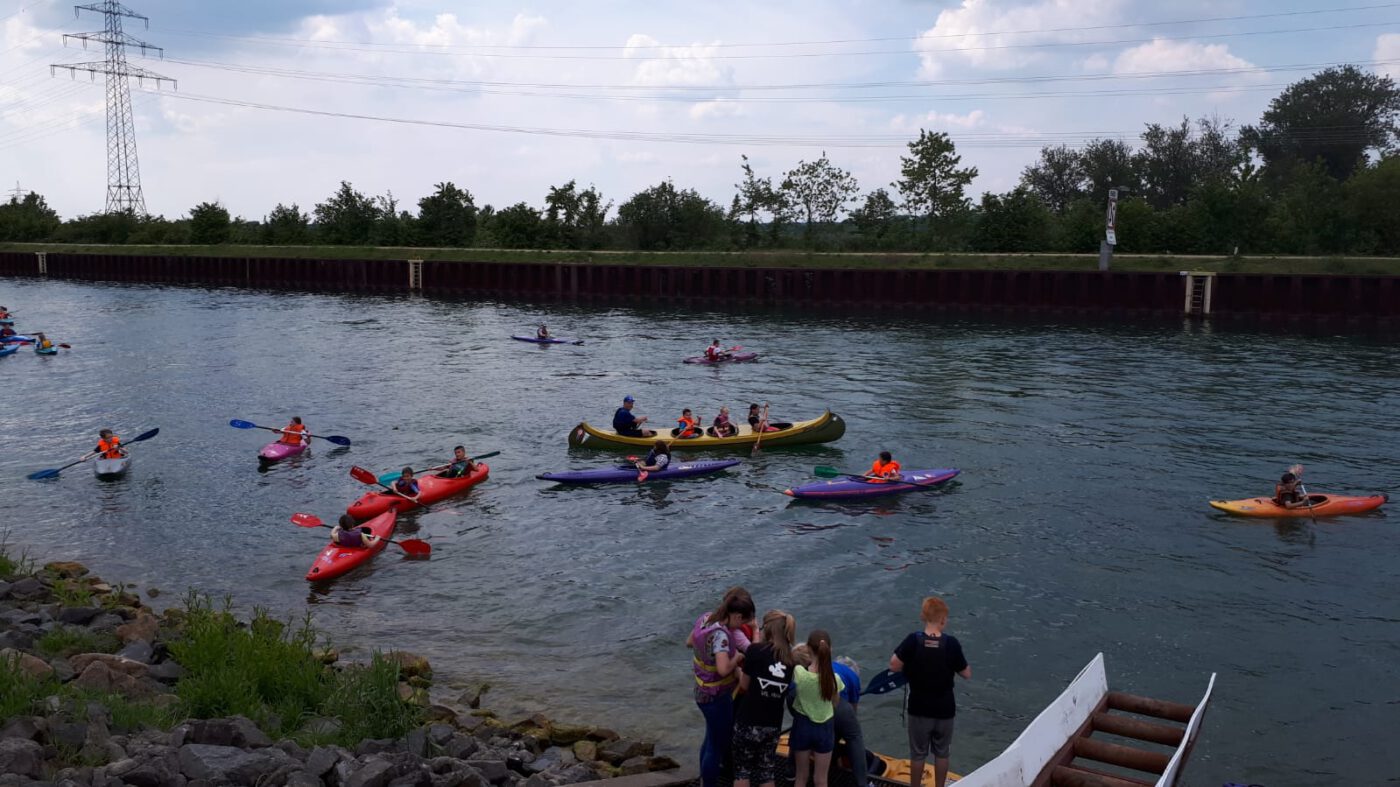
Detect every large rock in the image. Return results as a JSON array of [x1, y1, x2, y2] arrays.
[[45, 561, 90, 579], [456, 683, 489, 709], [0, 647, 54, 680], [570, 741, 595, 763], [115, 612, 160, 645], [0, 738, 44, 780], [70, 652, 149, 678], [7, 576, 46, 601], [466, 759, 509, 784], [286, 770, 325, 787], [345, 757, 396, 787], [547, 725, 592, 746], [71, 660, 154, 698], [181, 716, 273, 748], [598, 739, 653, 765], [178, 743, 293, 783], [386, 651, 432, 679], [116, 640, 155, 664], [444, 734, 479, 760], [57, 606, 102, 625], [618, 756, 649, 776], [0, 716, 45, 741], [305, 745, 344, 777]]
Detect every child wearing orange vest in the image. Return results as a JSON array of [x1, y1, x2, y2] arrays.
[[677, 409, 701, 438], [279, 417, 309, 445], [95, 429, 124, 459], [869, 451, 901, 482]]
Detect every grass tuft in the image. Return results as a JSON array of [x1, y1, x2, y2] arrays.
[[35, 627, 120, 659], [0, 531, 35, 581]]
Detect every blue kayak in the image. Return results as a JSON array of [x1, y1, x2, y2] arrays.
[[511, 335, 580, 345], [0, 345, 18, 357], [0, 335, 35, 344], [538, 459, 740, 484], [35, 345, 58, 356]]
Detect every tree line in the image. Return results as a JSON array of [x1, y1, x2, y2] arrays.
[[2, 66, 1398, 256]]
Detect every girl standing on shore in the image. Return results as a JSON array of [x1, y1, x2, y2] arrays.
[[686, 587, 756, 787], [733, 610, 796, 787], [790, 629, 844, 787]]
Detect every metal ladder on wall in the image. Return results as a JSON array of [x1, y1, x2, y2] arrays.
[[36, 251, 47, 276], [407, 259, 423, 291], [1181, 271, 1214, 316]]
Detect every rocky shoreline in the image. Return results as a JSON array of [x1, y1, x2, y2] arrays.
[[0, 556, 683, 787]]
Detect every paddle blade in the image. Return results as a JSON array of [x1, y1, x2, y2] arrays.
[[636, 470, 649, 483], [863, 669, 908, 696], [229, 419, 257, 430], [397, 539, 431, 557], [472, 451, 501, 461], [130, 427, 160, 443], [291, 512, 325, 528], [58, 344, 71, 349], [324, 435, 352, 446], [377, 471, 401, 486], [350, 466, 381, 486], [27, 468, 60, 481], [814, 466, 844, 478]]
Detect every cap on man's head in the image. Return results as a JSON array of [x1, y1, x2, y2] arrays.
[[623, 395, 635, 403]]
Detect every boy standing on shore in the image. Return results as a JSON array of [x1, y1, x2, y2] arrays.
[[889, 597, 971, 787]]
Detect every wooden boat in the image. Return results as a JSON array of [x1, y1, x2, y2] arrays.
[[954, 653, 1214, 787], [567, 410, 845, 450]]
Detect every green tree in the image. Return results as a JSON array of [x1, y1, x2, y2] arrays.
[[1135, 118, 1196, 209], [731, 155, 791, 248], [1244, 65, 1400, 181], [1019, 145, 1085, 212], [542, 180, 611, 249], [893, 130, 978, 246], [972, 189, 1052, 252], [0, 192, 61, 241], [54, 211, 140, 244], [1078, 138, 1139, 200], [1346, 156, 1400, 254], [1260, 161, 1348, 253], [313, 181, 380, 245], [489, 202, 542, 248], [780, 151, 859, 247], [263, 203, 311, 245], [616, 180, 728, 250], [188, 201, 231, 244], [849, 188, 900, 248], [369, 192, 411, 246], [416, 182, 476, 247]]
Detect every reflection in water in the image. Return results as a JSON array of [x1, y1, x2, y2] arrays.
[[0, 279, 1395, 785]]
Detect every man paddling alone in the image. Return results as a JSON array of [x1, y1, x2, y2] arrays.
[[614, 395, 655, 438], [889, 597, 970, 787]]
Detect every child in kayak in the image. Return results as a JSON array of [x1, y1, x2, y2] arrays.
[[391, 468, 420, 499], [537, 324, 550, 339], [1273, 471, 1307, 508], [95, 429, 126, 459], [677, 409, 701, 438], [438, 445, 476, 478], [869, 451, 901, 482], [278, 417, 309, 445], [712, 407, 737, 437], [331, 514, 381, 549], [34, 332, 54, 351]]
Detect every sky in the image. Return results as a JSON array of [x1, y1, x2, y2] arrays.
[[1, 0, 1398, 220]]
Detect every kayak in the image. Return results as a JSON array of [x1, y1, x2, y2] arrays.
[[305, 508, 397, 581], [683, 352, 759, 365], [784, 468, 960, 500], [347, 462, 490, 520], [538, 459, 741, 484], [0, 345, 17, 358], [35, 346, 58, 356], [1209, 493, 1388, 518], [259, 441, 308, 465], [569, 410, 845, 451], [511, 335, 579, 345], [0, 335, 34, 344], [776, 732, 955, 784], [92, 455, 131, 479]]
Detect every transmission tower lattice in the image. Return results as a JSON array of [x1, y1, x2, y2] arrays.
[[51, 1, 175, 215]]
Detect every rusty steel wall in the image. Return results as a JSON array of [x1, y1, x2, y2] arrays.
[[4, 252, 1400, 319]]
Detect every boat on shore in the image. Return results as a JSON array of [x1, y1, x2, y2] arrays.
[[568, 410, 845, 451]]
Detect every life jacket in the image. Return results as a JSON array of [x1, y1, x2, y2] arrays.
[[336, 528, 366, 548], [96, 436, 123, 459], [1274, 483, 1301, 506], [705, 346, 720, 360], [279, 423, 308, 445], [870, 458, 901, 481], [38, 338, 53, 350], [393, 479, 420, 496], [677, 415, 699, 438], [691, 614, 737, 696]]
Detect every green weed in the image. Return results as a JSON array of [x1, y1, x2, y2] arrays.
[[50, 580, 93, 608], [0, 657, 55, 723], [0, 531, 35, 581], [35, 627, 120, 659]]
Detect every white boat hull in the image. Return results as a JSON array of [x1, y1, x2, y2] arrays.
[[93, 456, 131, 478]]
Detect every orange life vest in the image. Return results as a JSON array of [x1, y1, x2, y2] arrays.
[[97, 436, 123, 459], [677, 415, 699, 438], [870, 458, 901, 481], [279, 423, 308, 445]]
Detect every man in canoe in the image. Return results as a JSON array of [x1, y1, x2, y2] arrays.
[[889, 597, 971, 787], [438, 445, 475, 478], [614, 395, 655, 438], [869, 452, 901, 482], [278, 417, 310, 445], [95, 429, 126, 459], [332, 514, 381, 549], [1273, 471, 1309, 509]]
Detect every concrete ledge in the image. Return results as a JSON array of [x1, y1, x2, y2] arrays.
[[572, 766, 698, 787]]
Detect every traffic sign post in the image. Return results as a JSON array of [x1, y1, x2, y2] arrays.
[[1099, 188, 1120, 271]]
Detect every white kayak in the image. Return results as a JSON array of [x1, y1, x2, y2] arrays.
[[93, 455, 131, 478]]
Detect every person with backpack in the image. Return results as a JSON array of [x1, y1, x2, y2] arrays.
[[889, 597, 971, 787]]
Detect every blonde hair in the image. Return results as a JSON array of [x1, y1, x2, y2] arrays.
[[760, 610, 796, 665]]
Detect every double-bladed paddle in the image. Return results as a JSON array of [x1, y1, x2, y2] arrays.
[[351, 465, 431, 509], [290, 512, 431, 557], [375, 451, 500, 486], [27, 428, 160, 480], [1290, 463, 1319, 524], [863, 668, 908, 696], [813, 465, 953, 493], [228, 419, 352, 446]]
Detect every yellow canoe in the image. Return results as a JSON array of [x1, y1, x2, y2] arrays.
[[777, 732, 958, 784], [567, 410, 845, 450]]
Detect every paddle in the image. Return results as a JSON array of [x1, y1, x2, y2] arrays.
[[751, 403, 769, 456], [863, 668, 908, 696], [228, 419, 352, 446], [290, 513, 431, 557], [1290, 463, 1319, 524], [351, 465, 431, 509], [28, 428, 160, 480], [375, 451, 500, 486]]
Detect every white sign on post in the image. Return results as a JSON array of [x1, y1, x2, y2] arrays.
[[1105, 188, 1119, 246]]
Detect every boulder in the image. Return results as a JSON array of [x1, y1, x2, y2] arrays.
[[304, 745, 343, 777], [146, 660, 186, 684], [44, 561, 90, 579], [182, 716, 273, 748], [455, 683, 489, 709], [56, 606, 102, 625], [47, 720, 90, 750], [177, 743, 293, 783], [0, 716, 45, 741], [116, 640, 155, 664], [355, 739, 404, 757], [0, 648, 53, 680], [386, 651, 432, 679], [70, 660, 153, 698], [444, 734, 479, 760], [618, 756, 649, 776], [300, 717, 343, 738], [598, 739, 652, 765], [345, 758, 396, 787], [552, 764, 598, 785], [585, 728, 618, 743], [547, 725, 591, 746], [49, 657, 75, 683], [70, 653, 149, 677], [524, 747, 574, 776], [7, 576, 47, 601], [88, 612, 127, 632], [286, 770, 325, 787], [569, 741, 595, 763], [0, 609, 44, 626], [424, 704, 459, 724], [522, 775, 553, 787], [115, 613, 159, 645], [466, 759, 509, 784], [427, 724, 455, 747], [0, 738, 44, 780], [404, 727, 429, 757]]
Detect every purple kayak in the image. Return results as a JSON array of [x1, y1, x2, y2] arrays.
[[259, 441, 308, 465], [512, 335, 580, 345], [683, 352, 759, 365], [784, 468, 960, 500], [538, 459, 740, 484]]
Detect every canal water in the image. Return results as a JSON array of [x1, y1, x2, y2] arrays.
[[1, 278, 1396, 785]]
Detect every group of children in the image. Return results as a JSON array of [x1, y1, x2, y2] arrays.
[[688, 588, 970, 787], [615, 397, 780, 440]]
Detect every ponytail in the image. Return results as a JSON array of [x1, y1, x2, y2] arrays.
[[706, 586, 755, 626], [808, 629, 837, 702], [760, 610, 796, 666]]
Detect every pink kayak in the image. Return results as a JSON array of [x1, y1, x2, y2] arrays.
[[259, 441, 308, 465], [683, 352, 759, 365]]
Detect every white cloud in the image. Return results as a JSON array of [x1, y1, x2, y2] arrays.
[[507, 13, 548, 46], [689, 99, 744, 120], [1111, 39, 1259, 76], [1377, 33, 1400, 81], [624, 34, 734, 88], [890, 109, 988, 131], [915, 0, 1129, 77]]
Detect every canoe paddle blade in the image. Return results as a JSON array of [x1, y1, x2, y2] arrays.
[[398, 539, 431, 558], [863, 669, 908, 696], [26, 468, 61, 481], [130, 427, 160, 443]]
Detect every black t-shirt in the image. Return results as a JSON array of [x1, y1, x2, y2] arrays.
[[894, 632, 967, 719], [735, 643, 792, 728]]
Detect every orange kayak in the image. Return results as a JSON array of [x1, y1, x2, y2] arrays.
[[1209, 493, 1388, 518], [347, 463, 489, 520]]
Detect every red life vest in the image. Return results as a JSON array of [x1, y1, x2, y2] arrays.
[[870, 458, 901, 482], [96, 436, 123, 459]]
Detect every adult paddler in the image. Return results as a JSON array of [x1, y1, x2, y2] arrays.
[[95, 429, 126, 459], [704, 339, 730, 363], [613, 395, 656, 438], [278, 417, 310, 446], [869, 451, 901, 482]]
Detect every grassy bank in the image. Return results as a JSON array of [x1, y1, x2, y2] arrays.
[[3, 242, 1399, 275]]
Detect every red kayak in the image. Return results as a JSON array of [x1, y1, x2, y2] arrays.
[[305, 508, 397, 581], [347, 463, 490, 520]]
